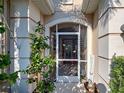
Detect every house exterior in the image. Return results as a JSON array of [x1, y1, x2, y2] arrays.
[[1, 0, 124, 93]]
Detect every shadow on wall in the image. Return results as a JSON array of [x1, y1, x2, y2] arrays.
[[93, 0, 121, 29], [120, 33, 124, 43], [92, 1, 121, 92], [47, 0, 85, 24], [107, 0, 121, 20]]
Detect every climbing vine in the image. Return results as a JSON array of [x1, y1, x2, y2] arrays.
[[0, 54, 18, 84], [26, 22, 55, 93]]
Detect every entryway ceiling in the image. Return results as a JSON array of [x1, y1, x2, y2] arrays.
[[82, 0, 99, 14]]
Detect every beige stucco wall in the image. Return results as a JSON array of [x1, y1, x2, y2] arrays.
[[98, 0, 109, 17], [108, 8, 124, 58], [29, 0, 40, 21], [53, 0, 83, 12], [92, 9, 98, 82], [10, 0, 44, 92], [93, 0, 124, 93], [111, 0, 124, 7], [10, 1, 29, 92], [44, 0, 83, 24], [93, 0, 110, 92]]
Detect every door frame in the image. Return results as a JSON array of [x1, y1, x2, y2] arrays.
[[56, 31, 80, 82]]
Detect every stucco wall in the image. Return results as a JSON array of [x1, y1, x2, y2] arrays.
[[111, 0, 124, 7], [44, 0, 83, 24], [93, 7, 110, 93], [92, 9, 99, 82], [108, 8, 124, 58], [10, 0, 43, 92], [93, 0, 124, 93], [10, 0, 29, 70], [93, 0, 110, 92], [98, 0, 109, 18]]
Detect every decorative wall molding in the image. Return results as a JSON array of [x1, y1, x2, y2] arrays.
[[10, 16, 37, 23]]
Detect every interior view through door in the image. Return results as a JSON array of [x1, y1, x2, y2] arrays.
[[50, 23, 87, 83], [57, 34, 79, 82]]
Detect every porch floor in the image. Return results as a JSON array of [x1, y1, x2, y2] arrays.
[[54, 82, 86, 93]]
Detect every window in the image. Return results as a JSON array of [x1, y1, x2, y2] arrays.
[[62, 0, 73, 4]]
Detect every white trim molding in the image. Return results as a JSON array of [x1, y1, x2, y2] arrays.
[[45, 16, 88, 28], [45, 16, 92, 81], [45, 16, 87, 56], [56, 32, 79, 82], [61, 0, 73, 5]]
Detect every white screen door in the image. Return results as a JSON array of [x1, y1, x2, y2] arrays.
[[56, 32, 80, 82]]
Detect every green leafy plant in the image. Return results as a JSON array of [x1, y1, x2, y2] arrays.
[[0, 54, 11, 69], [110, 56, 124, 93], [0, 51, 18, 85], [37, 79, 55, 93], [0, 53, 19, 85], [0, 0, 4, 13], [0, 22, 6, 34], [0, 3, 18, 85], [0, 72, 18, 84], [26, 22, 55, 93]]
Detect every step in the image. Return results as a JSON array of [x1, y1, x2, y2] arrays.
[[54, 83, 86, 93]]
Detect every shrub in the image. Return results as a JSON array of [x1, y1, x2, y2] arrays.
[[110, 56, 124, 93], [26, 22, 55, 93]]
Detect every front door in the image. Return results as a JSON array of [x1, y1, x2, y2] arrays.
[[56, 32, 80, 82]]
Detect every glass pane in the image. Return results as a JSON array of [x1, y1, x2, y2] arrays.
[[80, 62, 87, 78], [50, 26, 56, 58], [58, 23, 79, 32], [80, 26, 87, 60], [62, 0, 73, 4], [58, 61, 78, 76], [59, 35, 78, 59]]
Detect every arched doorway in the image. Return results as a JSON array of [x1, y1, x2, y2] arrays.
[[50, 23, 87, 82]]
